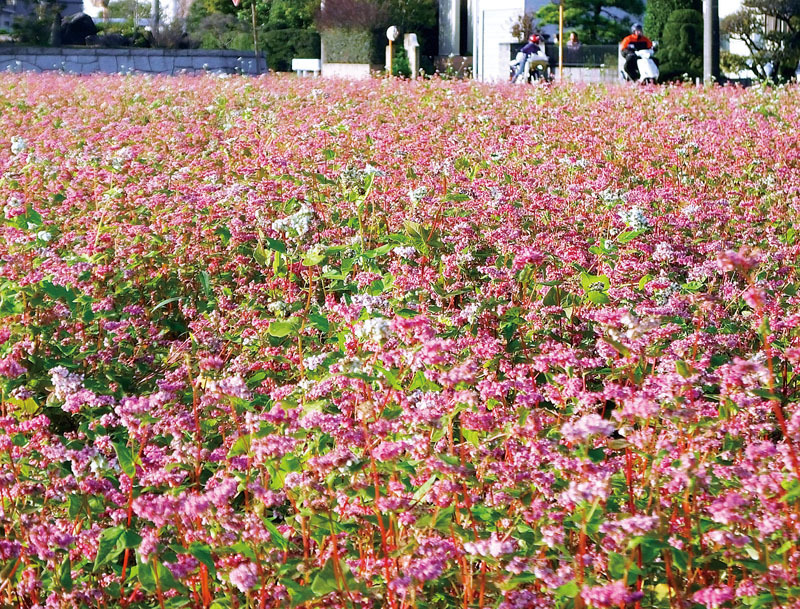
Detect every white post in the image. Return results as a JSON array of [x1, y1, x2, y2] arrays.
[[405, 33, 420, 78], [438, 0, 460, 56]]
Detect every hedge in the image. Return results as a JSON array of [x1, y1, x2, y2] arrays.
[[321, 28, 383, 65]]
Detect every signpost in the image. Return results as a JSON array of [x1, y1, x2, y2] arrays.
[[551, 0, 564, 80]]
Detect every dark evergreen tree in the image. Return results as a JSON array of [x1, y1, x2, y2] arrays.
[[644, 0, 701, 43], [658, 8, 703, 80]]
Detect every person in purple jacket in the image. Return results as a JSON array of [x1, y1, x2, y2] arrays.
[[514, 34, 541, 81]]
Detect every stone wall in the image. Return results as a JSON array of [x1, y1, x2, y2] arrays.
[[0, 46, 267, 75]]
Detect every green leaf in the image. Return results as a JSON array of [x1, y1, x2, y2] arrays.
[[59, 555, 73, 592], [254, 243, 271, 266], [188, 543, 216, 571], [670, 548, 688, 571], [306, 312, 328, 333], [93, 525, 125, 571], [542, 286, 562, 306], [311, 560, 339, 596], [555, 580, 579, 598], [412, 475, 437, 503], [675, 360, 693, 378], [580, 272, 610, 292], [268, 317, 301, 337], [608, 552, 626, 579], [137, 559, 156, 592], [263, 519, 288, 551], [228, 433, 251, 457], [752, 388, 781, 401], [313, 172, 337, 186], [587, 290, 610, 304], [199, 271, 211, 298], [214, 226, 231, 245], [617, 229, 646, 243], [123, 529, 142, 549], [265, 237, 287, 253], [283, 578, 316, 606], [373, 363, 401, 390], [151, 296, 182, 313], [113, 441, 136, 478], [302, 250, 326, 267], [587, 447, 605, 463]]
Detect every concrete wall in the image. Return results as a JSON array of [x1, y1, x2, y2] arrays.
[[0, 46, 267, 75], [321, 63, 377, 80]]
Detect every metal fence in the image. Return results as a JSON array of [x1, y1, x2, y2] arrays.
[[512, 43, 619, 68]]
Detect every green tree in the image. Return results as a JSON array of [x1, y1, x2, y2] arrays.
[[658, 8, 703, 80], [644, 0, 701, 42], [106, 0, 151, 22], [722, 0, 800, 81], [267, 0, 314, 29], [536, 0, 645, 44]]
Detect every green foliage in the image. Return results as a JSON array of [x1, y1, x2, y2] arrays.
[[643, 0, 701, 43], [536, 0, 646, 44], [658, 8, 703, 80], [267, 0, 314, 29], [188, 13, 250, 50], [321, 27, 375, 64], [12, 15, 51, 45], [262, 28, 320, 70], [392, 45, 410, 76]]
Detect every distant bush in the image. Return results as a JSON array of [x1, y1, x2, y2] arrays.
[[189, 13, 249, 50], [262, 29, 320, 71]]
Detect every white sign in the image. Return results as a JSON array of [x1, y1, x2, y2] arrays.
[[386, 26, 399, 41]]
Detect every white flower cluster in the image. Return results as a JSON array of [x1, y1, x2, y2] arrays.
[[351, 293, 387, 314], [50, 366, 84, 400], [267, 301, 288, 317], [681, 204, 700, 218], [607, 312, 659, 343], [408, 186, 428, 203], [362, 164, 384, 177], [652, 242, 673, 262], [10, 136, 27, 155], [618, 206, 651, 230], [271, 205, 314, 238], [394, 246, 417, 259], [599, 188, 626, 205], [303, 353, 328, 372], [354, 317, 392, 343]]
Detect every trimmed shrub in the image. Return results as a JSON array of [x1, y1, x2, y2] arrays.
[[261, 29, 320, 71], [659, 8, 703, 80], [644, 0, 701, 43], [321, 28, 373, 64]]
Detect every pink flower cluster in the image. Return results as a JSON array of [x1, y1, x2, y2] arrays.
[[0, 73, 799, 608]]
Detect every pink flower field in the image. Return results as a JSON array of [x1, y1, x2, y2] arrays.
[[1, 73, 800, 609]]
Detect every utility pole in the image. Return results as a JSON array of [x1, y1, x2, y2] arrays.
[[703, 0, 720, 83]]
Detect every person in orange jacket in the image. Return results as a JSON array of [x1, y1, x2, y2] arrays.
[[620, 23, 652, 81]]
